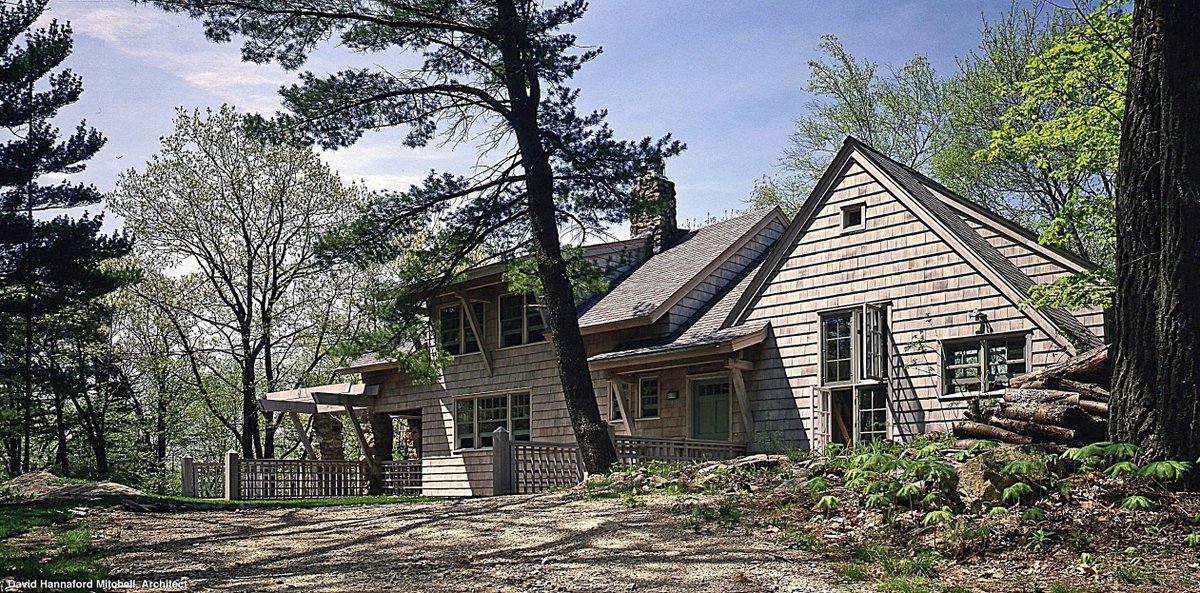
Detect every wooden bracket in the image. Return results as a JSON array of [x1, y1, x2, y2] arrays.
[[607, 378, 636, 436], [458, 293, 494, 376], [728, 359, 755, 442], [288, 411, 316, 458]]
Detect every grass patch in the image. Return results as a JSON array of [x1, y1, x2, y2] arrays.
[[0, 502, 104, 581], [877, 575, 934, 593], [831, 561, 868, 582]]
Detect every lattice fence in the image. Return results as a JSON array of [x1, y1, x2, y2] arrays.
[[510, 441, 585, 494], [380, 460, 423, 496], [239, 459, 366, 499]]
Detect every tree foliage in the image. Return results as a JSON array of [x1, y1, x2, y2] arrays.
[[773, 3, 1127, 312], [146, 0, 684, 472], [109, 106, 370, 459], [0, 0, 133, 478]]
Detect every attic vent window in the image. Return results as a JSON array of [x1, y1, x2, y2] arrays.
[[841, 203, 865, 231]]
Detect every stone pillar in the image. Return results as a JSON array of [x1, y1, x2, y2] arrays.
[[371, 413, 395, 463], [313, 414, 345, 461]]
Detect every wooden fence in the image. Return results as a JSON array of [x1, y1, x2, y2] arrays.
[[492, 428, 748, 495], [380, 459, 423, 496], [181, 458, 225, 499], [614, 436, 746, 464], [181, 455, 423, 500], [240, 459, 365, 499]]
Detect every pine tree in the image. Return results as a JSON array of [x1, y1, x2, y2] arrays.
[[0, 0, 132, 475], [150, 0, 683, 472]]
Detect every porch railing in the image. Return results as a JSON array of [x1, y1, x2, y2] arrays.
[[380, 459, 423, 496], [615, 436, 746, 464], [240, 459, 365, 499], [492, 428, 748, 495], [181, 455, 423, 500]]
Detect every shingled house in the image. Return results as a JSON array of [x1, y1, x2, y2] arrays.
[[262, 137, 1104, 497]]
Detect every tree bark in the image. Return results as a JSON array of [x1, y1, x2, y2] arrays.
[[1110, 0, 1200, 482], [494, 0, 618, 474]]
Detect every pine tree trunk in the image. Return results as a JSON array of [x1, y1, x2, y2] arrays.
[[1110, 0, 1200, 481], [495, 0, 618, 475]]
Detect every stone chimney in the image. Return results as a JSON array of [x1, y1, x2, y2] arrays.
[[629, 173, 678, 248]]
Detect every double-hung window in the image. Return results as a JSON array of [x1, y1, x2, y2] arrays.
[[499, 293, 546, 348], [943, 334, 1028, 396], [438, 302, 486, 356], [638, 377, 659, 419], [453, 392, 531, 449]]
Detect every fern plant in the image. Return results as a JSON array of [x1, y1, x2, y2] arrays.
[[1120, 495, 1153, 510], [1002, 481, 1034, 504]]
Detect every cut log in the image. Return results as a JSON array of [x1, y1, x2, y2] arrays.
[[1009, 345, 1109, 389], [1003, 389, 1079, 405], [1077, 399, 1109, 417], [985, 415, 1076, 444], [953, 421, 1033, 445], [1014, 378, 1110, 402], [999, 402, 1089, 428]]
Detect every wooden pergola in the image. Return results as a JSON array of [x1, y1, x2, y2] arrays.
[[257, 383, 380, 462]]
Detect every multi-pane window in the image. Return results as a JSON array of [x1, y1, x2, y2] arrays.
[[944, 334, 1028, 395], [499, 293, 546, 348], [438, 303, 485, 355], [857, 388, 888, 442], [453, 392, 531, 449], [821, 312, 854, 384], [638, 378, 659, 419], [820, 305, 887, 385]]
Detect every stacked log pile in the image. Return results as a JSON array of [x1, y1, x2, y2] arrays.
[[953, 346, 1110, 448]]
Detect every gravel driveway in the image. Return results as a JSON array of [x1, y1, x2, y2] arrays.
[[93, 494, 848, 593]]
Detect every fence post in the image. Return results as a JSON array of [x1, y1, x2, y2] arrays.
[[492, 427, 512, 496], [223, 451, 241, 501], [181, 457, 195, 497]]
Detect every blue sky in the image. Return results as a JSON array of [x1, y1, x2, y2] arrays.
[[44, 1, 1036, 233]]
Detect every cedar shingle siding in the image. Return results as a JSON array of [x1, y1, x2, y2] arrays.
[[339, 138, 1103, 495]]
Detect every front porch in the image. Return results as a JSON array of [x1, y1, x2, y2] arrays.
[[182, 381, 744, 501]]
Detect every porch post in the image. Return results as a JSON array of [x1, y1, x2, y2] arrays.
[[492, 427, 512, 496], [223, 451, 240, 501], [181, 456, 195, 497]]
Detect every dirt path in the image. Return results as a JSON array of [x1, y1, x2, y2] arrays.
[[92, 495, 849, 593]]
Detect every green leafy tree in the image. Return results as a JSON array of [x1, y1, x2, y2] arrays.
[[0, 0, 133, 476], [982, 3, 1129, 309], [147, 0, 684, 472], [767, 35, 950, 211], [109, 106, 369, 459]]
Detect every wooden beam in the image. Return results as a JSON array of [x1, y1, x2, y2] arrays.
[[727, 358, 754, 371], [608, 380, 636, 436], [458, 294, 493, 376], [728, 364, 755, 443], [311, 389, 378, 406], [288, 411, 316, 458], [344, 405, 374, 469]]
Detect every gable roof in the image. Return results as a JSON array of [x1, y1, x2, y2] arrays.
[[577, 206, 786, 334], [589, 260, 770, 367], [726, 137, 1100, 352]]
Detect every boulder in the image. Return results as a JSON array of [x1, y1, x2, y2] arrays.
[[955, 446, 1047, 512]]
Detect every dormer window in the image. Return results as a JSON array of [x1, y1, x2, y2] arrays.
[[841, 202, 865, 231]]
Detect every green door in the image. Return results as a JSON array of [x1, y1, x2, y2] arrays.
[[691, 378, 730, 441]]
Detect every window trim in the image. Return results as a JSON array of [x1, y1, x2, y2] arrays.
[[637, 376, 660, 420], [819, 310, 857, 387], [940, 332, 1031, 399], [840, 201, 866, 233], [452, 391, 532, 451], [497, 292, 546, 349]]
